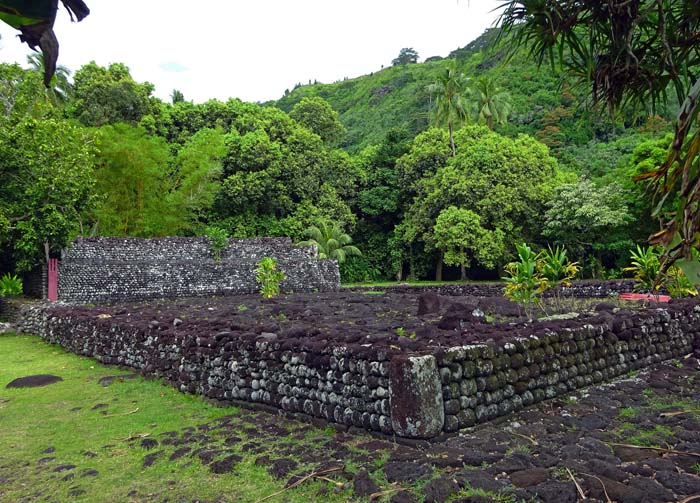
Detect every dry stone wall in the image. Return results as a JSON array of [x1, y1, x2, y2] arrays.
[[58, 237, 339, 303], [433, 303, 699, 433], [350, 280, 637, 298], [19, 300, 700, 440], [19, 305, 396, 435]]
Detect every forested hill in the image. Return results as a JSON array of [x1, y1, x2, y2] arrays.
[[0, 26, 678, 284], [273, 28, 633, 155]]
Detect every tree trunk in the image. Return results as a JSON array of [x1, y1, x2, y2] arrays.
[[436, 251, 443, 282], [44, 240, 50, 263], [448, 123, 456, 157]]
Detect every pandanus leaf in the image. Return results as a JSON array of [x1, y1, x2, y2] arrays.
[[0, 0, 89, 86]]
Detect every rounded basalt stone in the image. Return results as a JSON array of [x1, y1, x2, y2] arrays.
[[532, 388, 546, 402], [485, 376, 499, 392], [511, 394, 524, 411], [379, 415, 392, 434], [497, 399, 513, 416], [475, 405, 488, 423], [444, 415, 459, 432], [443, 383, 460, 400], [510, 353, 525, 369], [503, 384, 515, 398], [457, 408, 476, 428], [475, 359, 493, 377], [6, 374, 63, 388], [460, 396, 477, 409], [449, 363, 463, 380], [439, 367, 452, 384], [521, 391, 534, 406], [485, 404, 498, 420], [462, 360, 476, 378], [444, 399, 460, 415], [460, 379, 477, 396]]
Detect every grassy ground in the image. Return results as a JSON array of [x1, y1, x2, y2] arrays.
[[0, 334, 365, 503], [342, 280, 502, 288]]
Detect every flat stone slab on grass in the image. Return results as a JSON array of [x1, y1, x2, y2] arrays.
[[97, 374, 139, 387], [6, 374, 63, 389]]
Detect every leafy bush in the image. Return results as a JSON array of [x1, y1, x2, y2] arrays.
[[205, 226, 228, 261], [339, 255, 381, 283], [625, 245, 698, 297], [502, 243, 547, 320], [0, 273, 23, 297], [255, 257, 286, 299], [538, 245, 580, 310], [665, 266, 698, 298], [624, 245, 662, 292]]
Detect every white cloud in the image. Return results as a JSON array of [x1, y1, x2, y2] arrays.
[[0, 0, 502, 103]]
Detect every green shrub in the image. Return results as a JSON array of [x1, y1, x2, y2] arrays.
[[339, 255, 381, 283], [0, 273, 23, 297], [255, 257, 286, 298], [502, 243, 547, 320], [538, 245, 580, 310], [205, 226, 228, 261], [624, 245, 662, 292]]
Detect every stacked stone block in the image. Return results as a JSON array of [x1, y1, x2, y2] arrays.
[[350, 280, 637, 298], [19, 301, 700, 439], [435, 306, 699, 433], [57, 237, 339, 303]]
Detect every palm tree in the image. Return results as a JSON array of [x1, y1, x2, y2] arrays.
[[471, 76, 511, 130], [27, 53, 72, 104], [426, 62, 470, 157], [297, 222, 361, 263]]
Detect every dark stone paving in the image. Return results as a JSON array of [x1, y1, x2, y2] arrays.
[[4, 356, 700, 501], [5, 374, 62, 388]]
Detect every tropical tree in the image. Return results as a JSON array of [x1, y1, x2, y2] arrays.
[[289, 96, 345, 146], [297, 222, 361, 263], [470, 76, 511, 130], [433, 206, 502, 280], [392, 48, 419, 66], [70, 62, 157, 127], [0, 117, 96, 270], [543, 179, 633, 275], [426, 62, 470, 156], [171, 89, 185, 104], [403, 125, 558, 279], [498, 0, 700, 274]]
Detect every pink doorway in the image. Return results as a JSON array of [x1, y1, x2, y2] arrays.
[[48, 258, 58, 301]]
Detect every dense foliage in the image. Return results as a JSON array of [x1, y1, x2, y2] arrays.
[[0, 27, 682, 283]]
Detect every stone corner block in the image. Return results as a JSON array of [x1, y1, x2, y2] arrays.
[[389, 354, 444, 438]]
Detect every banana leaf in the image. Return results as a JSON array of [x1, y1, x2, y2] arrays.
[[0, 0, 89, 85]]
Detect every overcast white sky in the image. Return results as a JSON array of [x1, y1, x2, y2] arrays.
[[0, 1, 502, 104]]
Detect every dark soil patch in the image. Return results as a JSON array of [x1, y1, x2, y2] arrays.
[[142, 451, 164, 467], [209, 455, 242, 474], [268, 458, 298, 479], [6, 374, 62, 388], [52, 464, 76, 473], [140, 438, 158, 450]]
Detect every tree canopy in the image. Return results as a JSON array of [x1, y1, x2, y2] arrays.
[[499, 0, 700, 271]]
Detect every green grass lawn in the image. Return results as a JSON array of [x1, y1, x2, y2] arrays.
[[0, 334, 365, 503], [342, 280, 503, 288]]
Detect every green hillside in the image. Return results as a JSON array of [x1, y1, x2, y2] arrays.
[[274, 29, 609, 154]]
